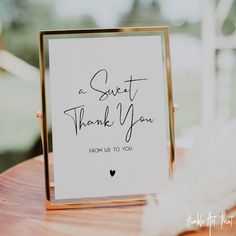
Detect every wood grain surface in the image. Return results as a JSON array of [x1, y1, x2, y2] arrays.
[[0, 154, 235, 236]]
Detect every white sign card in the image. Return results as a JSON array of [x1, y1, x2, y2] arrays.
[[47, 31, 171, 201]]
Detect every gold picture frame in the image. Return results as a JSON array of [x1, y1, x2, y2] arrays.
[[38, 26, 175, 210]]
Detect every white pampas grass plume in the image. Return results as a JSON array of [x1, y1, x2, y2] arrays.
[[142, 120, 236, 236]]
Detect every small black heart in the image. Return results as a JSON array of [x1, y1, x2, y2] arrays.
[[110, 170, 116, 177]]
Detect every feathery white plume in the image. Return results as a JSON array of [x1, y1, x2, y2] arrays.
[[142, 120, 236, 236]]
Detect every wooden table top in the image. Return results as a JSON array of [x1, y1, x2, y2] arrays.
[[0, 154, 235, 236]]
